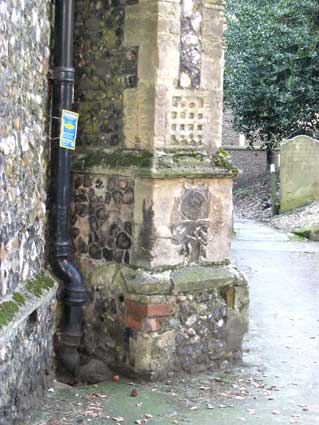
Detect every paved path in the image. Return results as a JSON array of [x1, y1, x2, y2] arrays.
[[232, 219, 319, 424], [28, 220, 319, 425]]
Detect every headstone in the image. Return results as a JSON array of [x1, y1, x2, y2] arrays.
[[280, 135, 319, 211]]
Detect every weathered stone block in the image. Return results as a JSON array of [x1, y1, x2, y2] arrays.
[[129, 330, 177, 375], [280, 136, 319, 211], [133, 177, 232, 268], [171, 264, 244, 293]]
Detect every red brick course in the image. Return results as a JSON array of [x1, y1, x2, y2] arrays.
[[125, 315, 160, 331], [125, 299, 176, 319], [124, 299, 176, 331]]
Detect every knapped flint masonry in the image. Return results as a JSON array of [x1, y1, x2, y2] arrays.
[[50, 0, 86, 375]]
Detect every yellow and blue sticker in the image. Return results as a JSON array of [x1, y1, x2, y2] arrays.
[[60, 109, 79, 150]]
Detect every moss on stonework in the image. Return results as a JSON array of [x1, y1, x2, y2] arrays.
[[12, 292, 26, 306], [25, 273, 55, 298], [0, 273, 55, 330], [293, 227, 319, 241], [213, 148, 238, 173], [72, 150, 153, 170], [72, 148, 238, 178], [0, 301, 19, 328]]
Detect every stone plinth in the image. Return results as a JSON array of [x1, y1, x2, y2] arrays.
[[78, 262, 248, 379], [72, 0, 248, 379]]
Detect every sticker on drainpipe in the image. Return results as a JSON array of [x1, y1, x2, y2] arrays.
[[60, 109, 79, 150]]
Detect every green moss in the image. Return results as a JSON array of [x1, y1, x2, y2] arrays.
[[0, 273, 55, 330], [72, 148, 238, 178], [12, 292, 26, 306], [293, 227, 319, 241], [289, 234, 307, 241], [0, 301, 19, 328], [102, 30, 117, 50], [72, 150, 153, 170], [213, 148, 238, 173], [26, 273, 55, 298]]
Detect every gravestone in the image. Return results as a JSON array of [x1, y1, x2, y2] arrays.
[[280, 135, 319, 212]]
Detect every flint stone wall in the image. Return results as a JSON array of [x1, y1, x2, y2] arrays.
[[74, 0, 138, 150], [0, 0, 51, 298], [0, 274, 57, 425], [280, 136, 319, 212], [0, 1, 57, 422]]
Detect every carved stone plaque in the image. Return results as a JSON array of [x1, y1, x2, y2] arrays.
[[167, 95, 208, 150], [171, 185, 210, 264]]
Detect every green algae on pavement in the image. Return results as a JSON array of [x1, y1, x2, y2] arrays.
[[27, 366, 317, 425]]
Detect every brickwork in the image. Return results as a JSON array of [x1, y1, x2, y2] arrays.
[[225, 147, 280, 186], [226, 147, 268, 186]]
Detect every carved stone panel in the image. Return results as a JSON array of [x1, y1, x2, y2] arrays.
[[167, 94, 210, 150], [171, 186, 209, 264], [132, 178, 232, 269]]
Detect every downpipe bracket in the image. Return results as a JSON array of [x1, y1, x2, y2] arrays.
[[51, 66, 75, 83]]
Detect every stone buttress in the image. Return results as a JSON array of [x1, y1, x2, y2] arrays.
[[71, 0, 248, 379]]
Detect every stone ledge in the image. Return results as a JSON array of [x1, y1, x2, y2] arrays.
[[171, 264, 247, 293], [85, 262, 247, 298], [71, 148, 238, 179], [0, 272, 58, 342], [120, 267, 173, 295]]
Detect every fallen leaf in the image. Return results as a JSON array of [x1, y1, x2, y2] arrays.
[[91, 392, 107, 399], [112, 417, 125, 422]]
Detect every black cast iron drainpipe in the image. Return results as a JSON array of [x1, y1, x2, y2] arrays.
[[50, 0, 86, 375]]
